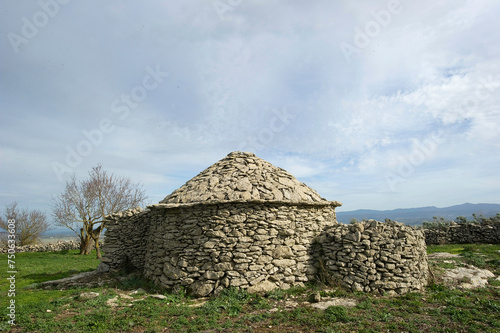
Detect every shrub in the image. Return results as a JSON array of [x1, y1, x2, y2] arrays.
[[324, 306, 351, 322]]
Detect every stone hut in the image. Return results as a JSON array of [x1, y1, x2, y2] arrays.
[[100, 151, 429, 297], [101, 151, 342, 296]]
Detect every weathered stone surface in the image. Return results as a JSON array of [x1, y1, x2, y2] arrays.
[[188, 281, 214, 297], [442, 267, 495, 289], [204, 271, 225, 280], [273, 245, 293, 259], [159, 152, 341, 206], [79, 292, 100, 300], [272, 259, 296, 267], [163, 263, 187, 279], [97, 262, 110, 272], [309, 298, 357, 310], [322, 220, 428, 295], [247, 280, 277, 295]]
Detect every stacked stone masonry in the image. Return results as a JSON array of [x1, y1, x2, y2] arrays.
[[0, 240, 81, 254], [100, 207, 150, 273], [424, 223, 500, 245], [99, 152, 429, 296], [321, 220, 429, 296], [140, 202, 337, 296]]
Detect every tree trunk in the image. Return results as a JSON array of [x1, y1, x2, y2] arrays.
[[91, 225, 103, 259], [79, 227, 93, 255], [94, 238, 101, 259], [79, 236, 92, 255]]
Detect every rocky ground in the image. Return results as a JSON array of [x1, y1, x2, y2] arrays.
[[38, 271, 359, 311], [427, 251, 499, 289]]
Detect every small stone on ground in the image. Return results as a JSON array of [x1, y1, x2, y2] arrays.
[[309, 298, 357, 310]]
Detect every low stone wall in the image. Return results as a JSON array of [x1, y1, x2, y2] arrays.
[[321, 220, 428, 295], [0, 240, 81, 254], [99, 207, 151, 272], [100, 206, 430, 297], [424, 223, 500, 245], [142, 202, 337, 297]]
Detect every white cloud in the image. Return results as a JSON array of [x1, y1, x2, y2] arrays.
[[0, 0, 499, 217]]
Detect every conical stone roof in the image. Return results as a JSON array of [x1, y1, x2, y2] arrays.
[[160, 151, 341, 207]]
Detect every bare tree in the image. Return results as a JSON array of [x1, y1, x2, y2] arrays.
[[52, 165, 147, 259], [0, 202, 51, 246]]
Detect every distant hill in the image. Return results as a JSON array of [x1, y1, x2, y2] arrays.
[[335, 203, 500, 226], [42, 228, 77, 237]]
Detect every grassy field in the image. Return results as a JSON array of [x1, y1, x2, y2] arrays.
[[1, 245, 499, 332]]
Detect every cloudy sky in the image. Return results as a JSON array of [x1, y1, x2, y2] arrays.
[[1, 0, 499, 222]]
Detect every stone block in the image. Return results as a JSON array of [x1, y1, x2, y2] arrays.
[[247, 280, 277, 295], [163, 263, 187, 279], [188, 281, 214, 297], [204, 271, 225, 280], [272, 245, 293, 259], [272, 259, 296, 267], [215, 262, 232, 271], [230, 278, 248, 287]]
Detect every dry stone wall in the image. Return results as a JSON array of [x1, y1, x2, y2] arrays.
[[424, 223, 500, 245], [0, 240, 81, 253], [143, 202, 337, 297], [100, 210, 429, 296], [321, 220, 428, 295], [99, 207, 151, 273]]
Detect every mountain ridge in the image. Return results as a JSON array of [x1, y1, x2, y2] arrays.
[[335, 203, 500, 226]]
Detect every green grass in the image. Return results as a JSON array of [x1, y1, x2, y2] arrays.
[[427, 244, 465, 254], [3, 249, 100, 288], [0, 244, 499, 332]]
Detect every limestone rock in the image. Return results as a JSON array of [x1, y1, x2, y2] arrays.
[[247, 280, 277, 295], [188, 281, 215, 297], [272, 245, 293, 259], [79, 292, 100, 300], [309, 298, 357, 310], [443, 267, 495, 289], [149, 294, 167, 300]]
